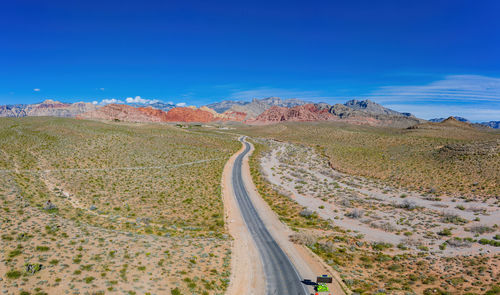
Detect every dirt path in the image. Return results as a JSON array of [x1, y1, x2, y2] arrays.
[[224, 137, 349, 295]]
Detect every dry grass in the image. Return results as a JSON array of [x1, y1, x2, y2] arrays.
[[242, 127, 500, 295], [0, 117, 239, 294], [236, 122, 500, 199]]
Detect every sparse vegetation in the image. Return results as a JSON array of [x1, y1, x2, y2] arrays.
[[236, 124, 500, 295], [0, 117, 238, 294]]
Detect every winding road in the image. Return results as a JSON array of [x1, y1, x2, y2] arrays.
[[231, 137, 309, 295]]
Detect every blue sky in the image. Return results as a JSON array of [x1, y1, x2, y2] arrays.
[[1, 0, 499, 121]]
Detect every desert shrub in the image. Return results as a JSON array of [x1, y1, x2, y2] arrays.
[[346, 208, 364, 219], [446, 238, 472, 248], [438, 228, 452, 236], [468, 225, 495, 234], [289, 232, 316, 246], [398, 199, 417, 210], [372, 242, 393, 251], [478, 239, 500, 247], [6, 270, 22, 279], [441, 212, 467, 224], [35, 246, 50, 252], [299, 209, 315, 219]]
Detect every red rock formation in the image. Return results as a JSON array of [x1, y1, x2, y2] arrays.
[[163, 107, 216, 122], [221, 110, 247, 121], [248, 104, 334, 124], [78, 104, 167, 122], [78, 104, 242, 123]]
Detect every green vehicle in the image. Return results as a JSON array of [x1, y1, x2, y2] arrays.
[[316, 283, 329, 292], [315, 275, 332, 292]]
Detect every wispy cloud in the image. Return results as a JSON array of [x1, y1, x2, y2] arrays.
[[368, 75, 500, 121], [370, 75, 500, 103], [385, 104, 500, 122], [33, 88, 40, 92]]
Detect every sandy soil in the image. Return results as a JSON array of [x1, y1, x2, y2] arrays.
[[260, 139, 499, 256], [229, 138, 349, 295]]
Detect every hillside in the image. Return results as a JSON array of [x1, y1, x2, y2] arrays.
[[234, 121, 500, 198], [0, 117, 240, 294], [249, 100, 423, 128], [0, 99, 98, 117]]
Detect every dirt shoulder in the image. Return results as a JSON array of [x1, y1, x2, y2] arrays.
[[239, 140, 349, 295], [222, 139, 266, 295]]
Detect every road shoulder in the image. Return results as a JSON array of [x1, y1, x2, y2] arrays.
[[222, 138, 266, 295], [240, 139, 349, 295]]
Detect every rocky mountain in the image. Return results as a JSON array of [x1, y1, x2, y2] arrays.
[[480, 121, 500, 129], [77, 104, 169, 122], [408, 116, 478, 130], [162, 107, 215, 123], [77, 104, 244, 123], [344, 99, 412, 117], [5, 97, 494, 129], [127, 101, 176, 112], [429, 116, 470, 123], [207, 97, 309, 118], [429, 117, 499, 129], [249, 100, 423, 128], [205, 100, 248, 113], [247, 104, 333, 124], [0, 100, 98, 118]]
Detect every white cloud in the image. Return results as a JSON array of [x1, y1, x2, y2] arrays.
[[33, 88, 40, 92], [100, 98, 123, 105], [175, 102, 186, 107], [125, 96, 159, 104], [92, 101, 98, 105], [99, 88, 105, 91]]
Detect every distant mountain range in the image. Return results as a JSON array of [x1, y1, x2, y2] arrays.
[[429, 116, 500, 129], [1, 98, 498, 129], [0, 99, 98, 118]]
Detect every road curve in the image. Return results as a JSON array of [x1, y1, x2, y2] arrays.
[[232, 137, 308, 295]]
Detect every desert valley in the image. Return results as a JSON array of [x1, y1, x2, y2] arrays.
[[0, 97, 498, 295]]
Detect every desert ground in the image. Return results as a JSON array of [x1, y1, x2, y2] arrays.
[[1, 118, 499, 295], [0, 117, 239, 295], [229, 122, 499, 294]]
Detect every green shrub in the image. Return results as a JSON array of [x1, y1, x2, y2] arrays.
[[6, 270, 22, 279], [36, 246, 50, 252]]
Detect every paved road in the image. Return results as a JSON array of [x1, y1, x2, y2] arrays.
[[232, 137, 308, 295]]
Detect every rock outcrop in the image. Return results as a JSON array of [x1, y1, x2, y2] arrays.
[[77, 104, 168, 122], [248, 101, 422, 128], [163, 107, 216, 122], [248, 104, 333, 124], [0, 100, 98, 118], [207, 97, 309, 119]]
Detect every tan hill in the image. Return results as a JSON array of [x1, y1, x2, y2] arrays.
[[0, 99, 98, 117], [409, 116, 476, 130]]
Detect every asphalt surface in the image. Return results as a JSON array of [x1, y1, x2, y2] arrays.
[[232, 137, 309, 295]]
